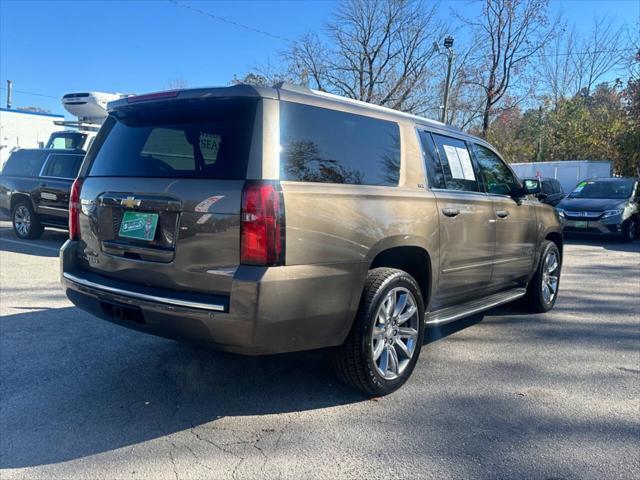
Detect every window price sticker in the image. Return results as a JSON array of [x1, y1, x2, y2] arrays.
[[443, 145, 476, 181]]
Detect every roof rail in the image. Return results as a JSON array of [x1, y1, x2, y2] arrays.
[[272, 82, 447, 128], [53, 120, 101, 132]]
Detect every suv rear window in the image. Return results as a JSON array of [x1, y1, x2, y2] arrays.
[[1, 150, 47, 177], [85, 98, 257, 178], [280, 102, 400, 186]]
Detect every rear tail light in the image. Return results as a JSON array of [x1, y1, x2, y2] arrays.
[[126, 90, 180, 103], [69, 178, 83, 240], [240, 181, 285, 266]]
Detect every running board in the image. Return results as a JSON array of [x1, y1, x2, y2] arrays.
[[425, 288, 526, 326]]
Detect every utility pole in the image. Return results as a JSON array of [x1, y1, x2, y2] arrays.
[[536, 105, 543, 162], [439, 36, 454, 124], [6, 80, 12, 109]]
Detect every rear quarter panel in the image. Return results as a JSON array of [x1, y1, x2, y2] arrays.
[[0, 175, 39, 213], [280, 121, 440, 309], [532, 202, 564, 273]]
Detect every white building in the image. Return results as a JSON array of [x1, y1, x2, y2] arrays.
[[510, 160, 612, 193], [0, 108, 65, 165]]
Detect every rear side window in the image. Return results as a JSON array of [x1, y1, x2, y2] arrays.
[[417, 130, 445, 189], [86, 98, 257, 178], [542, 179, 554, 195], [280, 102, 400, 186], [431, 134, 479, 192], [42, 154, 83, 179], [1, 150, 46, 177]]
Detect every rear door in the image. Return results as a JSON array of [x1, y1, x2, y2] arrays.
[[0, 150, 48, 212], [419, 131, 494, 309], [76, 97, 259, 296], [37, 152, 84, 223], [472, 143, 536, 290]]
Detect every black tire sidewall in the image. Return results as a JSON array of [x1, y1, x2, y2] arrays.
[[360, 271, 425, 394], [622, 218, 636, 242]]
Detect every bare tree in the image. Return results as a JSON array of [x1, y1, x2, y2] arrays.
[[539, 25, 577, 107], [283, 32, 329, 89], [458, 0, 558, 136], [571, 16, 630, 95], [282, 0, 445, 113]]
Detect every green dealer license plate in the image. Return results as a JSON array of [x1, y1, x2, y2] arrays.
[[119, 211, 158, 241], [573, 220, 588, 228]]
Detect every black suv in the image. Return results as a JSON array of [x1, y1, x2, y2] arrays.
[[556, 177, 639, 242], [0, 148, 85, 239], [532, 177, 565, 206]]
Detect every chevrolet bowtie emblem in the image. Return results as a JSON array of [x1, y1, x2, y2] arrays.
[[121, 196, 141, 208]]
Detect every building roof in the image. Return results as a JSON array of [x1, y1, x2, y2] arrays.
[[0, 107, 64, 118]]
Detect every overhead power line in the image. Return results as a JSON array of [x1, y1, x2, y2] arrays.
[[165, 3, 635, 59], [167, 0, 293, 43], [0, 86, 59, 99], [539, 47, 635, 58]]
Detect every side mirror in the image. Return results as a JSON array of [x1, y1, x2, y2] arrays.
[[522, 178, 541, 195]]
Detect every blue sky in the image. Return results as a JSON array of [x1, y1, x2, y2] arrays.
[[1, 0, 637, 116]]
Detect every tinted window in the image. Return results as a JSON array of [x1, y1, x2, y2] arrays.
[[280, 102, 400, 186], [417, 130, 445, 189], [542, 179, 554, 195], [554, 179, 563, 195], [138, 128, 220, 170], [473, 144, 518, 195], [86, 98, 257, 178], [1, 150, 47, 177], [42, 154, 83, 179], [568, 179, 634, 199], [46, 132, 87, 150], [431, 134, 479, 192]]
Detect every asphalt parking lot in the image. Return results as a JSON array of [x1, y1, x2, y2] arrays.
[[0, 220, 638, 480]]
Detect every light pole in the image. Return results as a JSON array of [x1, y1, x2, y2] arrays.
[[440, 35, 454, 123]]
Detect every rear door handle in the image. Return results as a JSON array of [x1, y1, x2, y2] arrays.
[[496, 210, 509, 218], [442, 208, 460, 217]]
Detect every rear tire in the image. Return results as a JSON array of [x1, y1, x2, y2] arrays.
[[521, 240, 561, 313], [621, 217, 636, 243], [12, 200, 43, 240], [333, 268, 425, 396]]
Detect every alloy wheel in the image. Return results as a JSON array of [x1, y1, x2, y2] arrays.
[[14, 206, 31, 237], [541, 250, 559, 304], [371, 287, 420, 380]]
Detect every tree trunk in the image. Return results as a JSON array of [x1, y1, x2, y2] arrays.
[[481, 101, 492, 138]]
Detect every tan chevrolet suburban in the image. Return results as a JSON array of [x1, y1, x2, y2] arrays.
[[60, 83, 563, 395]]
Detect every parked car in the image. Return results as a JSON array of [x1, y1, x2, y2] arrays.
[[60, 84, 563, 395], [44, 92, 129, 153], [530, 177, 565, 206], [0, 148, 85, 238], [556, 177, 639, 242], [510, 160, 612, 194]]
